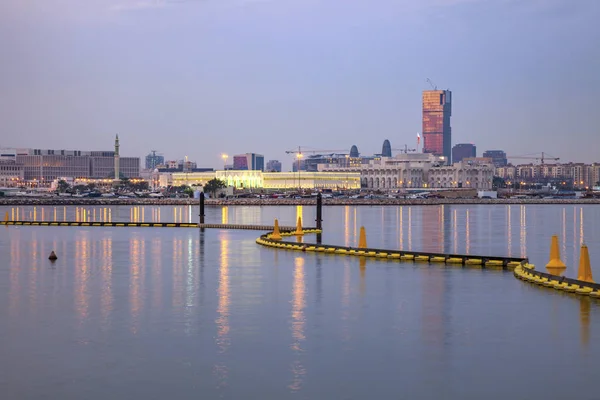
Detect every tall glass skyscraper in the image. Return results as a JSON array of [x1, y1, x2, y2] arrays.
[[422, 90, 452, 164]]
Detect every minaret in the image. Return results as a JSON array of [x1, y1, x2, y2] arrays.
[[114, 134, 120, 181]]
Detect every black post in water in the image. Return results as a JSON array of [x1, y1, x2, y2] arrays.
[[316, 193, 323, 230], [199, 192, 205, 225]]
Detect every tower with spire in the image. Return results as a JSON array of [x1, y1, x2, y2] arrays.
[[114, 134, 120, 182]]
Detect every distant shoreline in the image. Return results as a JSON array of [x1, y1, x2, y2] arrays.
[[1, 197, 599, 207]]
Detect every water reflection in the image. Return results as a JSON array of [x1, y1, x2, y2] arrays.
[[129, 235, 144, 335], [74, 231, 90, 326], [580, 297, 591, 347], [359, 257, 366, 297], [453, 209, 458, 254], [580, 207, 584, 246], [344, 206, 350, 247], [466, 209, 470, 254], [289, 256, 306, 392], [408, 207, 412, 251], [100, 236, 113, 329], [151, 236, 163, 309], [520, 206, 527, 258], [222, 206, 229, 225], [214, 234, 231, 388]]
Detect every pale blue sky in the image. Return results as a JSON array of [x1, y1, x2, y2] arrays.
[[0, 0, 598, 170]]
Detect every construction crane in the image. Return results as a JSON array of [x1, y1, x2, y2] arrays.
[[285, 147, 348, 155], [508, 152, 560, 165], [426, 78, 437, 90], [392, 145, 416, 154]]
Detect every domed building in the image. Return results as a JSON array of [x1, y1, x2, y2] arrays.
[[349, 145, 359, 158]]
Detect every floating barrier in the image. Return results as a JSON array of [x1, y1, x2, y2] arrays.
[[256, 230, 529, 270], [513, 263, 600, 298], [1, 221, 199, 228], [0, 220, 307, 231]]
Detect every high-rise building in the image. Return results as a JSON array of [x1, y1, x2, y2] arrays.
[[422, 90, 452, 164], [233, 155, 248, 170], [382, 140, 392, 157], [145, 151, 164, 170], [233, 153, 265, 171], [266, 160, 282, 172], [452, 144, 476, 164], [483, 150, 508, 167]]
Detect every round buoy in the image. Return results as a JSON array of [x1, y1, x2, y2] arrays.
[[48, 251, 58, 261]]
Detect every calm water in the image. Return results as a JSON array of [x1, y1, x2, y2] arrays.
[[1, 204, 600, 399]]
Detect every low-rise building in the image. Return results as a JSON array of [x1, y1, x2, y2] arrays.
[[161, 170, 361, 190], [0, 160, 24, 187], [319, 153, 494, 190]]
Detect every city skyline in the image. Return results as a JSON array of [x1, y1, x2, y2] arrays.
[[1, 0, 599, 169]]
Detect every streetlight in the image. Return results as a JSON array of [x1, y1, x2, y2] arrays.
[[221, 153, 228, 170]]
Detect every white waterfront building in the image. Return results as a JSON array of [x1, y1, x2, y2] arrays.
[[319, 153, 494, 190]]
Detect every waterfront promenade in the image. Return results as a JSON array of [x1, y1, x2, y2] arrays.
[[1, 197, 599, 207]]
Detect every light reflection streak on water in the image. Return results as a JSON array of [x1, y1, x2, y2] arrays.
[[214, 235, 230, 389], [399, 207, 404, 250], [466, 209, 470, 254], [507, 206, 512, 257], [172, 237, 184, 309], [100, 236, 113, 330], [75, 231, 90, 326], [580, 207, 584, 246], [151, 236, 163, 309], [453, 209, 458, 254], [562, 208, 567, 267], [216, 237, 230, 351], [353, 208, 357, 247], [129, 235, 144, 335], [408, 207, 412, 251], [574, 207, 577, 263], [344, 206, 350, 247], [439, 205, 444, 253], [289, 256, 306, 392], [520, 206, 526, 258], [222, 206, 228, 225], [184, 234, 196, 335]]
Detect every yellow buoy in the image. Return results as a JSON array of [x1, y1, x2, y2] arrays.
[[294, 217, 304, 236], [546, 235, 566, 274], [358, 226, 367, 249], [271, 219, 282, 240], [577, 244, 594, 283]]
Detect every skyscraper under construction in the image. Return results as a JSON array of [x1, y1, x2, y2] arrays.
[[422, 90, 452, 164]]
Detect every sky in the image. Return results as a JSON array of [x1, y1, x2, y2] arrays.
[[0, 0, 598, 170]]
